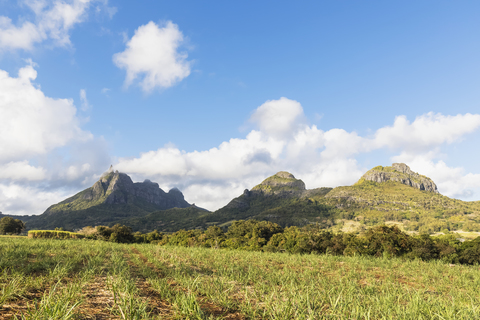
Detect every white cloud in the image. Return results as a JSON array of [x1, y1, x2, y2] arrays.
[[115, 98, 480, 211], [79, 88, 90, 111], [250, 97, 305, 139], [0, 17, 43, 50], [0, 63, 110, 216], [0, 0, 115, 51], [0, 161, 46, 181], [374, 113, 480, 153], [0, 182, 69, 215], [0, 63, 92, 162], [113, 21, 191, 92]]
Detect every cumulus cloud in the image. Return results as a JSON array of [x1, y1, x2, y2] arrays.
[[113, 21, 191, 92], [115, 98, 480, 211], [0, 17, 42, 50], [0, 64, 110, 216], [0, 0, 115, 50], [0, 63, 92, 162], [249, 97, 306, 139], [374, 113, 480, 153]]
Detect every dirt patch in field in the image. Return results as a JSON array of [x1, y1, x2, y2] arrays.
[[123, 249, 175, 319], [0, 283, 52, 319], [77, 276, 118, 320]]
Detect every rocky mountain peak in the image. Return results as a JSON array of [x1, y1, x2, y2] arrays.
[[360, 163, 439, 193], [80, 170, 190, 207]]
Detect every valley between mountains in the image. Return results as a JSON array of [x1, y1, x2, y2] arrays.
[[4, 163, 480, 236]]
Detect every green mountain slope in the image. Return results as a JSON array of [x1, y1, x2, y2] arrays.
[[26, 169, 193, 230]]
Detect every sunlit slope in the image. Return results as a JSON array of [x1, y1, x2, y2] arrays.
[[320, 164, 480, 233]]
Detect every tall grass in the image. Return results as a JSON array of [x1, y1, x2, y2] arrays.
[[135, 244, 480, 319], [1, 237, 480, 319]]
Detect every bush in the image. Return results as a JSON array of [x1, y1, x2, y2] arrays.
[[459, 237, 480, 265], [95, 224, 134, 243], [361, 225, 412, 257], [225, 220, 283, 250]]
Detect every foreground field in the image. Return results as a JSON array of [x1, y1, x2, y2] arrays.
[[0, 237, 479, 319]]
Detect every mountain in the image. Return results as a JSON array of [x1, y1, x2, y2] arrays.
[[26, 168, 193, 230], [21, 163, 480, 235]]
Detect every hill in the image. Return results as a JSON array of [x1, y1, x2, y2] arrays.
[[19, 163, 480, 235], [322, 164, 480, 234], [25, 168, 194, 230]]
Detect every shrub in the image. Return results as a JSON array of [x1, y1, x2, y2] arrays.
[[459, 237, 480, 265]]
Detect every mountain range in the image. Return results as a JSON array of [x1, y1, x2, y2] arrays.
[[4, 163, 480, 235]]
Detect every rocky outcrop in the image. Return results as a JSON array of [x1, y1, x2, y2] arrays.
[[360, 163, 438, 193], [55, 170, 190, 211]]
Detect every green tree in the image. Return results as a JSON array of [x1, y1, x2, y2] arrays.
[[0, 217, 25, 235]]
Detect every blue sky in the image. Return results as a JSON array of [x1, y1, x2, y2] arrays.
[[1, 0, 480, 215]]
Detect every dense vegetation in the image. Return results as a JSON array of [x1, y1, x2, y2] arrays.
[[78, 221, 480, 266], [1, 236, 480, 319]]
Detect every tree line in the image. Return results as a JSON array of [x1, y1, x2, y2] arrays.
[[80, 220, 480, 265]]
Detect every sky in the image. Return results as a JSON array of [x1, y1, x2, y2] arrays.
[[1, 0, 480, 215]]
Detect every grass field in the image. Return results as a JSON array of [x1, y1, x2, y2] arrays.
[[1, 237, 480, 319]]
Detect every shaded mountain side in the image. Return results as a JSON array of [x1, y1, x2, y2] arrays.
[[27, 201, 165, 231], [25, 169, 192, 231], [115, 206, 211, 233], [205, 172, 337, 229], [119, 196, 337, 232]]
